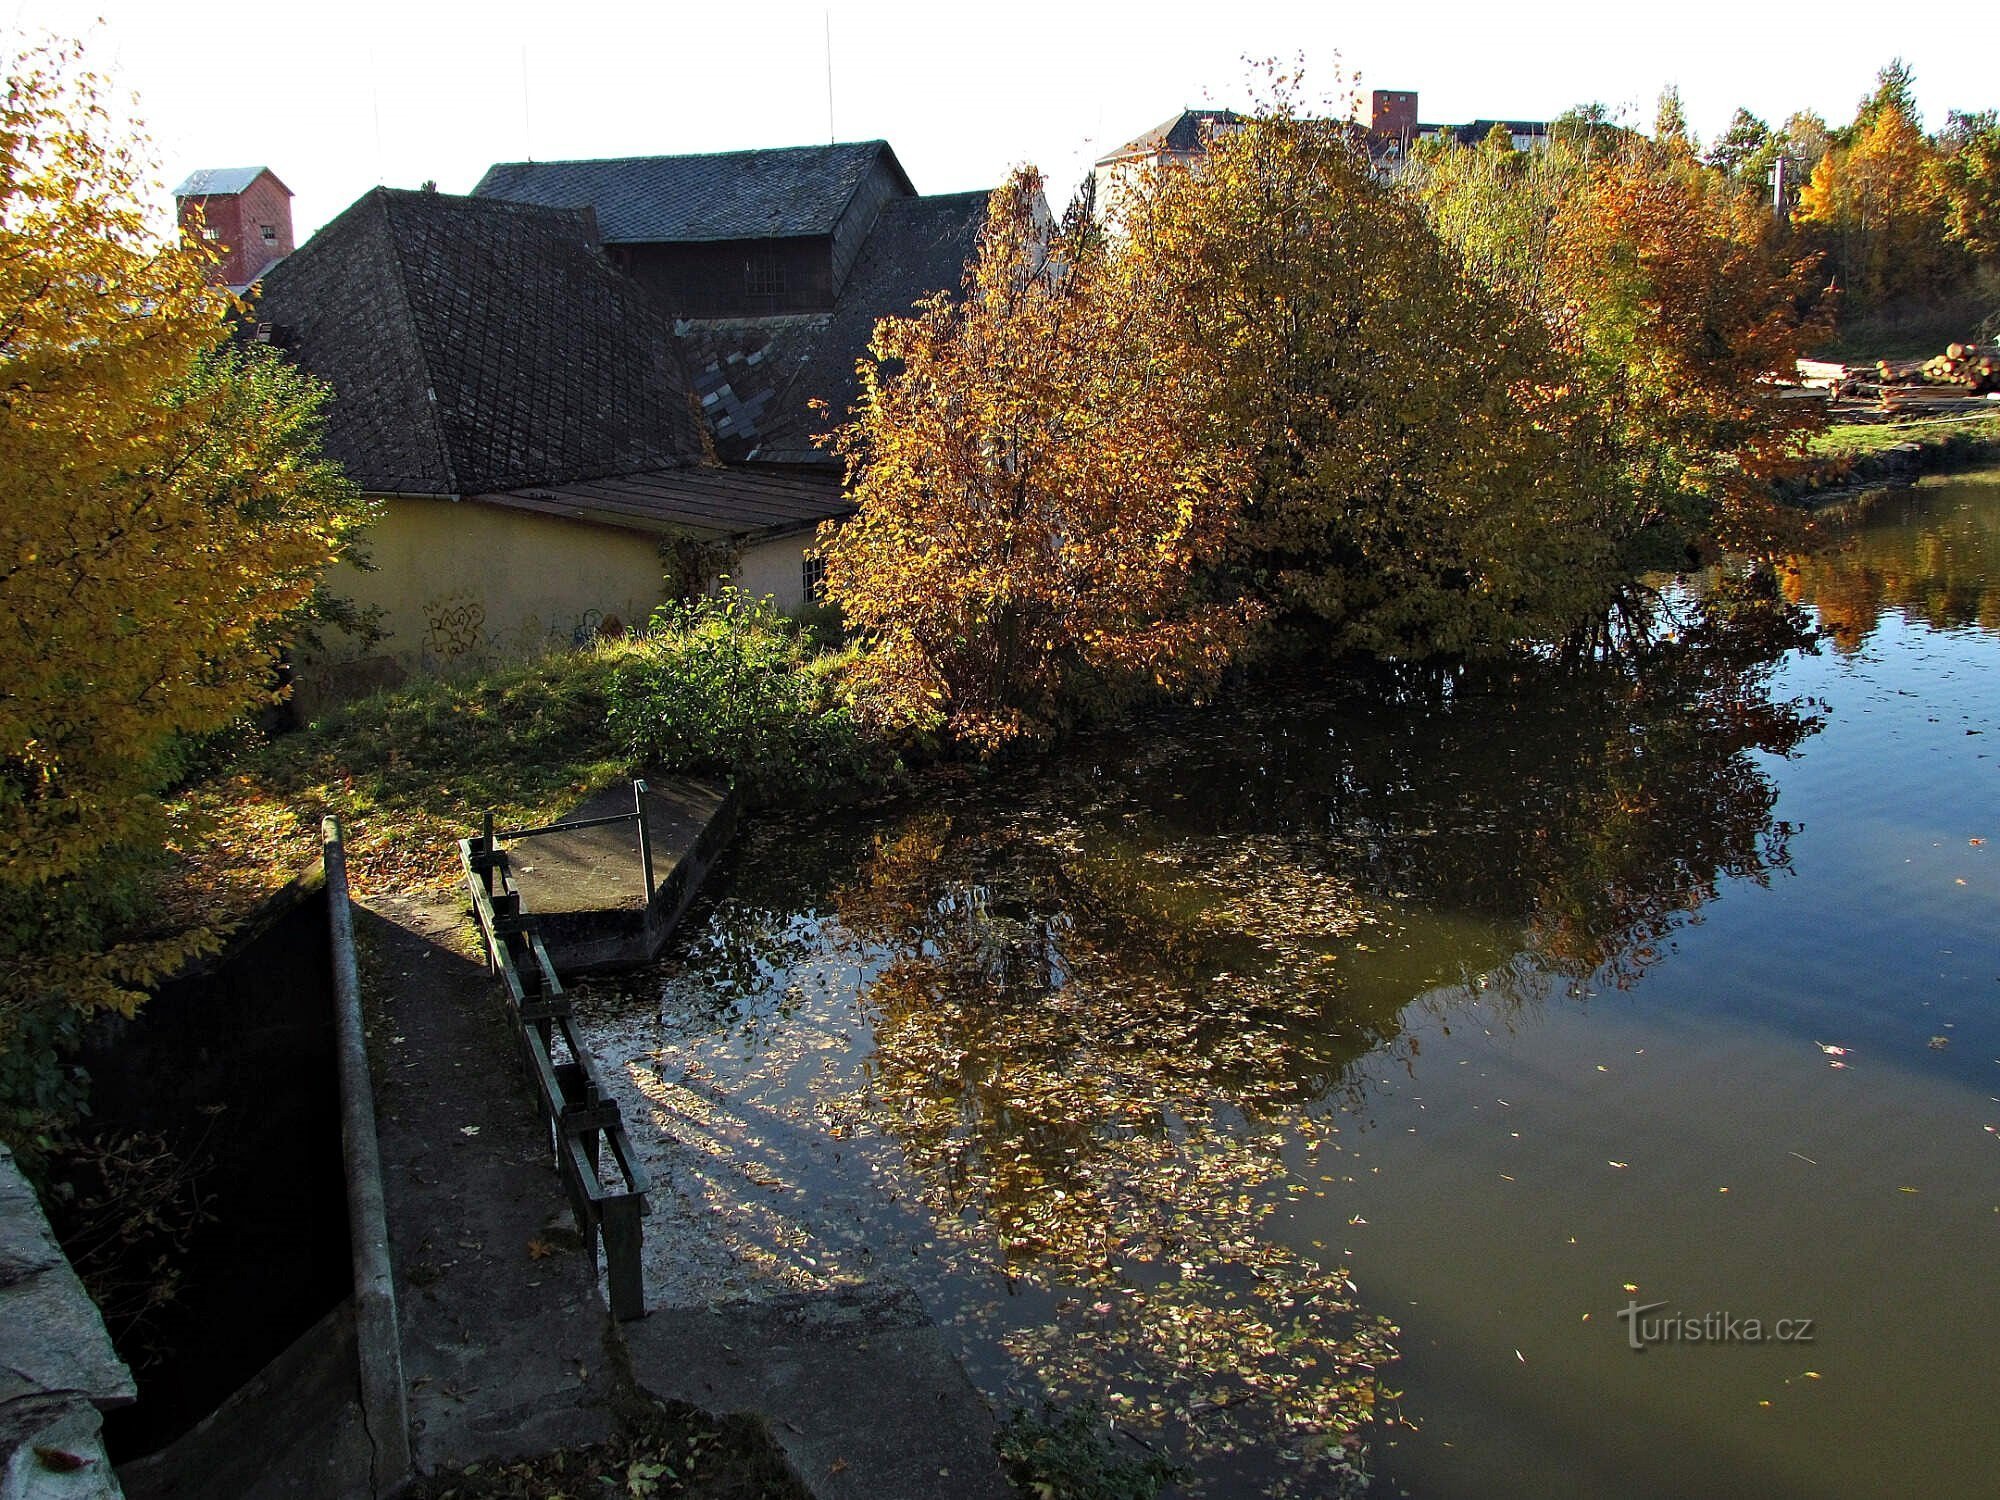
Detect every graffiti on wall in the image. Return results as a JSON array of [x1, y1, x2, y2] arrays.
[[421, 592, 490, 662]]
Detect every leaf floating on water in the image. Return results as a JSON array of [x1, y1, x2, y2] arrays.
[[1814, 1042, 1851, 1056], [1929, 1036, 1951, 1049], [1607, 1160, 1629, 1169]]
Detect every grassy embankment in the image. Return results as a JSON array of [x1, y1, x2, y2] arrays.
[[158, 593, 886, 928]]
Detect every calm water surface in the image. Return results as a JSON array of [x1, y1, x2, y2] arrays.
[[586, 471, 1999, 1498]]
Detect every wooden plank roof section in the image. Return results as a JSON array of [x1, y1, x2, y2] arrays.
[[471, 467, 851, 541]]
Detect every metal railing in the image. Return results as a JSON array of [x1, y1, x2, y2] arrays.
[[459, 805, 652, 1321]]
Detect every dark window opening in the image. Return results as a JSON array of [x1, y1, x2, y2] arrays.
[[746, 254, 785, 300], [802, 554, 827, 602], [259, 223, 278, 244]]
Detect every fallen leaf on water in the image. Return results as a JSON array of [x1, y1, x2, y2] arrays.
[[1622, 1282, 1639, 1293], [526, 1238, 555, 1260], [1608, 1160, 1629, 1169], [1929, 1036, 1951, 1049], [1815, 1042, 1850, 1057]]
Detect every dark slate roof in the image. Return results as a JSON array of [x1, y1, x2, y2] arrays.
[[254, 187, 709, 495], [173, 165, 286, 198], [1420, 119, 1552, 145], [680, 190, 990, 467], [473, 467, 849, 541], [471, 142, 914, 245], [1096, 109, 1242, 165]]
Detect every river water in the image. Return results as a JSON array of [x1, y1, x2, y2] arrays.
[[585, 471, 1999, 1498]]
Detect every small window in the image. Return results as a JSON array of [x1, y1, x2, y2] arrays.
[[745, 254, 785, 299], [201, 226, 221, 241], [259, 223, 278, 244], [802, 554, 827, 603]]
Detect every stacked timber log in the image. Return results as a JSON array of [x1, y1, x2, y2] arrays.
[[1909, 343, 1999, 395]]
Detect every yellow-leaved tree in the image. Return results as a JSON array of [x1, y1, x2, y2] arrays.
[[820, 169, 1254, 750], [1120, 88, 1619, 659], [0, 38, 371, 1146]]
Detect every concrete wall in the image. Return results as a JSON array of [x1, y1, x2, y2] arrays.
[[299, 500, 824, 709], [725, 531, 816, 613]]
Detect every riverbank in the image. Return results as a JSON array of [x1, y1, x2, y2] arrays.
[[1785, 413, 2000, 509]]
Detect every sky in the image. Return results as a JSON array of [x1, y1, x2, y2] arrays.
[[14, 0, 1999, 242]]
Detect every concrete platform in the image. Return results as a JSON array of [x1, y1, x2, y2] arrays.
[[621, 1286, 1015, 1500], [506, 778, 735, 973]]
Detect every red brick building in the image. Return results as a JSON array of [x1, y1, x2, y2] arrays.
[[173, 166, 294, 291]]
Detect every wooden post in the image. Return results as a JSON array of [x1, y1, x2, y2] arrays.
[[601, 1195, 645, 1322], [633, 779, 655, 897]]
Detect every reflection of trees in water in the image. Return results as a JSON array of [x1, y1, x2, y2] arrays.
[[808, 584, 1821, 1492], [1783, 483, 2000, 650]]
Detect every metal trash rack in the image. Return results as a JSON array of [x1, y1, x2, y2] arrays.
[[459, 792, 652, 1320]]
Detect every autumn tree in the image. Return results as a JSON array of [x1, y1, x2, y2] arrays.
[[1408, 122, 1828, 628], [819, 169, 1251, 750], [1796, 93, 1960, 306], [1706, 108, 1775, 185], [1544, 141, 1829, 566], [1114, 96, 1628, 660], [1935, 110, 2000, 262], [1654, 85, 1694, 155], [0, 39, 371, 1144]]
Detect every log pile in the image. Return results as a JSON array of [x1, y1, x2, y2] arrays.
[[1880, 344, 1992, 396]]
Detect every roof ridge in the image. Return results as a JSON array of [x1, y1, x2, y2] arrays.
[[368, 189, 459, 495], [482, 139, 890, 172]]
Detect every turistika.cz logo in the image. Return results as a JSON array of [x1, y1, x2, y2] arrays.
[[1615, 1300, 1817, 1352]]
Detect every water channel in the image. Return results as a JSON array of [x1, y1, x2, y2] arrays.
[[584, 470, 1999, 1497]]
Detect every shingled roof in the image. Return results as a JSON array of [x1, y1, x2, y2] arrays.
[[471, 142, 914, 245], [255, 188, 709, 496], [680, 189, 990, 466], [1096, 109, 1243, 166]]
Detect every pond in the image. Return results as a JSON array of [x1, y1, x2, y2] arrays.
[[581, 470, 1999, 1498]]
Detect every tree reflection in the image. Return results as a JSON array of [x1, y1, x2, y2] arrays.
[[1782, 481, 2000, 650], [811, 581, 1821, 1491]]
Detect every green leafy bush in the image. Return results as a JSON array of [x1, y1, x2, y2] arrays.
[[608, 590, 888, 804], [997, 1402, 1184, 1500]]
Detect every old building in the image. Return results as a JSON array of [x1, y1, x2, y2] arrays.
[[1093, 94, 1553, 202], [174, 165, 295, 292], [475, 142, 915, 319], [253, 187, 848, 704], [1093, 108, 1242, 228], [471, 143, 993, 470]]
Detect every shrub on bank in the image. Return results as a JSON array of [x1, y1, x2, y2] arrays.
[[608, 590, 891, 804]]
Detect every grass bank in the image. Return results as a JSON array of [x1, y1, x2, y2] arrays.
[[157, 593, 894, 927], [1783, 414, 2000, 509]]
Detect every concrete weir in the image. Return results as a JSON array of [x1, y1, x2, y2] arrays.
[[507, 778, 736, 972]]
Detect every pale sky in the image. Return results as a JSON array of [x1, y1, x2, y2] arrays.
[[15, 0, 1997, 243]]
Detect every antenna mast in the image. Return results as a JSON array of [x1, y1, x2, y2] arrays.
[[522, 46, 534, 160]]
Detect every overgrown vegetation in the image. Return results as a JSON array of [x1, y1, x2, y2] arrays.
[[608, 590, 891, 801], [997, 1403, 1186, 1500], [403, 1399, 806, 1500]]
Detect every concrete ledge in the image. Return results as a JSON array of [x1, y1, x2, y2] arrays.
[[323, 819, 410, 1494], [620, 1286, 1014, 1500], [0, 1144, 133, 1500], [117, 1302, 369, 1500]]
